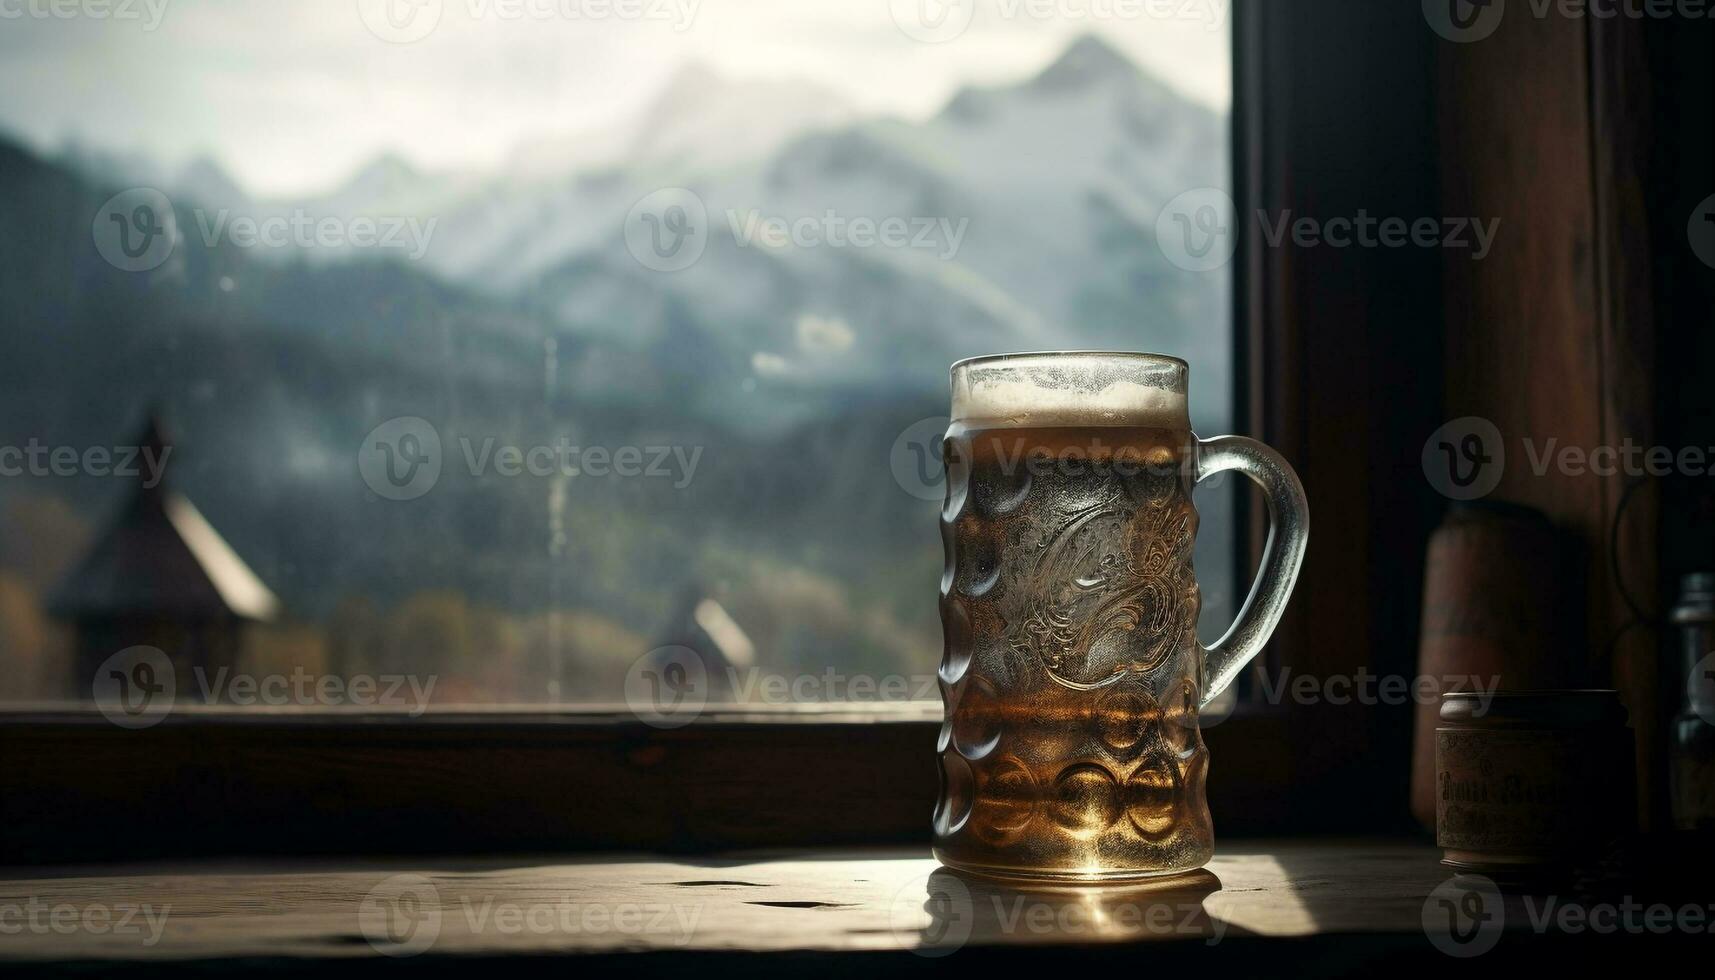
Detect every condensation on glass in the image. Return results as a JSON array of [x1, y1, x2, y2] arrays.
[[935, 352, 1307, 880]]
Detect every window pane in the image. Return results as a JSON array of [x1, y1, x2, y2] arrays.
[[0, 1, 1232, 709]]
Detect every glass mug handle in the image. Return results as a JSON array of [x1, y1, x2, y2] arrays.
[[1193, 435, 1309, 707]]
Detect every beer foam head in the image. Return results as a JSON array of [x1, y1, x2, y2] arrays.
[[950, 352, 1189, 427]]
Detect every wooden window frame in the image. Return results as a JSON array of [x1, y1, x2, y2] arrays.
[[0, 702, 1306, 864], [0, 0, 1458, 863]]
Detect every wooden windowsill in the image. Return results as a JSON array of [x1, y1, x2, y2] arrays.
[[0, 703, 1310, 864], [0, 839, 1439, 963], [0, 700, 946, 727], [2, 838, 1698, 974]]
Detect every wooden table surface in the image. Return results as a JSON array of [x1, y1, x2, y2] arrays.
[[0, 839, 1466, 967], [6, 838, 1702, 975]]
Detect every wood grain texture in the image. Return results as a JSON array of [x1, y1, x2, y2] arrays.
[[1437, 7, 1604, 521], [0, 705, 1309, 864], [0, 840, 1449, 963], [1436, 1, 1665, 826], [0, 706, 940, 864], [1235, 0, 1445, 834], [1587, 12, 1662, 828]]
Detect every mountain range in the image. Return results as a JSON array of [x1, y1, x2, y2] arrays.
[[59, 34, 1229, 424], [0, 34, 1237, 685]]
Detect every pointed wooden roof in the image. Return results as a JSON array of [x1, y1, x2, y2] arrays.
[[655, 586, 754, 674], [48, 416, 279, 622]]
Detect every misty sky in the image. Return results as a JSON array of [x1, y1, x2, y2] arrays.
[[0, 0, 1230, 196]]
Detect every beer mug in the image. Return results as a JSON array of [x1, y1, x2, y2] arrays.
[[934, 352, 1308, 880]]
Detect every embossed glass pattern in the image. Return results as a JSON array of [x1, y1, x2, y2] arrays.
[[935, 352, 1308, 881]]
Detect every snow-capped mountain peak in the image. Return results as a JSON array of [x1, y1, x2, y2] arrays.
[[174, 154, 251, 207], [333, 152, 421, 201], [1029, 33, 1142, 93], [626, 62, 857, 175]]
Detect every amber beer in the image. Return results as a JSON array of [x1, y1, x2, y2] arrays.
[[937, 420, 1212, 878], [934, 353, 1307, 881]]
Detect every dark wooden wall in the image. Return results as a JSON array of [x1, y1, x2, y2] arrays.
[[1237, 0, 1446, 833], [1245, 0, 1712, 832], [1436, 5, 1715, 828]]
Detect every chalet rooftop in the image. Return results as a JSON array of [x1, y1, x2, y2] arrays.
[[48, 418, 279, 623]]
